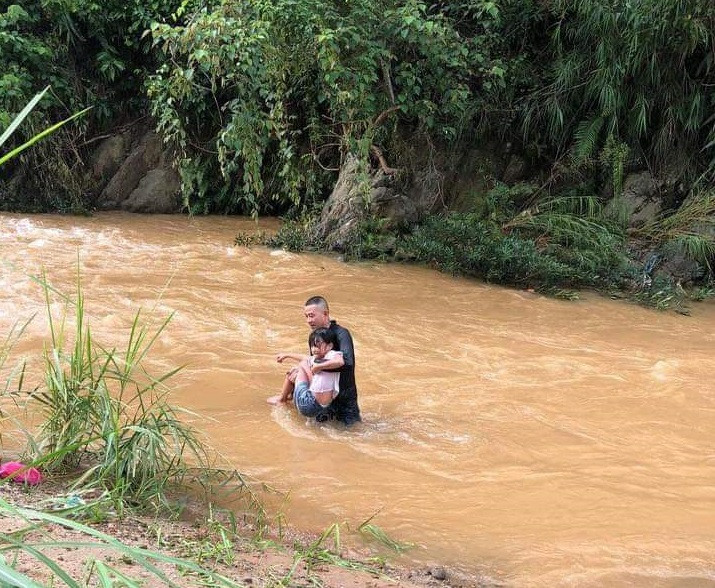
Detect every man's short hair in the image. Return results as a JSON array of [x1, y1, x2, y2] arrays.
[[304, 296, 329, 311]]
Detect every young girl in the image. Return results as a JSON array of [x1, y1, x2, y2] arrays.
[[268, 328, 344, 417]]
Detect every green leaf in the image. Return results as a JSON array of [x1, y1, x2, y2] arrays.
[[0, 86, 50, 150], [0, 107, 92, 167]]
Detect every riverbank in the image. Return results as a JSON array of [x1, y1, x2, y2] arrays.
[[0, 475, 492, 588]]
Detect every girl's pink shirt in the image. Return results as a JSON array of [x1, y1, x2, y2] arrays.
[[309, 350, 342, 395]]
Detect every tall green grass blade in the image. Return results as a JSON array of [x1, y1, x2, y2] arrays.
[[0, 534, 80, 588], [358, 523, 414, 554], [0, 87, 49, 149], [0, 559, 45, 588], [358, 511, 414, 554], [88, 561, 144, 588], [0, 498, 243, 587], [0, 107, 92, 167]]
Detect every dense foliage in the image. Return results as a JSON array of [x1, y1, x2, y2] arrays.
[[146, 0, 507, 213], [520, 0, 715, 185], [0, 0, 192, 209], [3, 0, 715, 212]]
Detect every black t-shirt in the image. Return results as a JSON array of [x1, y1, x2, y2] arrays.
[[327, 320, 356, 392], [308, 319, 360, 424]]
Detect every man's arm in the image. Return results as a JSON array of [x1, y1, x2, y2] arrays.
[[311, 351, 344, 373], [333, 326, 354, 372]]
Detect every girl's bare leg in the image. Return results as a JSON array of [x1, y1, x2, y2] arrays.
[[297, 360, 331, 406], [267, 367, 298, 405], [295, 359, 313, 384]]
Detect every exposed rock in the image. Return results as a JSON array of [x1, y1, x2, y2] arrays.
[[501, 154, 528, 185], [629, 243, 705, 288], [407, 164, 446, 213], [621, 171, 662, 226], [428, 566, 448, 581], [97, 130, 181, 213], [445, 147, 500, 212], [657, 249, 705, 286], [122, 168, 181, 213], [316, 154, 428, 250], [90, 133, 130, 187]]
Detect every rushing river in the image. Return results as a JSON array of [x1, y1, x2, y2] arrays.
[[1, 212, 714, 587]]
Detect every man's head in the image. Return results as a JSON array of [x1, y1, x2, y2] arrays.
[[304, 296, 330, 329]]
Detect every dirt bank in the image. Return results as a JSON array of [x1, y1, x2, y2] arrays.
[[0, 477, 496, 588]]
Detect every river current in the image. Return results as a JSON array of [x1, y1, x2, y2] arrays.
[[1, 212, 713, 586]]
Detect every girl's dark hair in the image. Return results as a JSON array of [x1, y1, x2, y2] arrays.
[[309, 327, 337, 348]]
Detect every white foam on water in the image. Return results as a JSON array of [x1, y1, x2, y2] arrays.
[[650, 359, 679, 381]]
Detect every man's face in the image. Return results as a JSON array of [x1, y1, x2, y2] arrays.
[[304, 304, 329, 329]]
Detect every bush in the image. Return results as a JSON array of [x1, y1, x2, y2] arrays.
[[400, 186, 630, 290], [401, 213, 572, 287]]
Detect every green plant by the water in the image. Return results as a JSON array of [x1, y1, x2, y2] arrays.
[[357, 511, 414, 554], [25, 273, 206, 512], [400, 190, 629, 291], [0, 497, 243, 587]]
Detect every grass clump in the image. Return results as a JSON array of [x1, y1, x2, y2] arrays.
[[264, 217, 318, 253], [399, 207, 627, 292], [17, 273, 207, 513]]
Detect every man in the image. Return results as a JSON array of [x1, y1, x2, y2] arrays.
[[270, 296, 361, 425]]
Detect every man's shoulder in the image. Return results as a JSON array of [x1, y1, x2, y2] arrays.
[[329, 320, 351, 334]]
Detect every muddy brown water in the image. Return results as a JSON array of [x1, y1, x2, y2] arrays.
[[1, 212, 714, 587]]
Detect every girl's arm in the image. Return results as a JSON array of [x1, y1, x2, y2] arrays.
[[276, 352, 308, 363], [311, 351, 344, 373]]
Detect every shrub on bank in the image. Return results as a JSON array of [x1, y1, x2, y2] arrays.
[[400, 211, 629, 290], [264, 181, 715, 310]]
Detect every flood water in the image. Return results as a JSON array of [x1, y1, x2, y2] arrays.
[[1, 212, 714, 587]]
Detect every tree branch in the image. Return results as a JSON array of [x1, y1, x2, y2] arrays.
[[370, 144, 398, 175], [372, 105, 401, 129]]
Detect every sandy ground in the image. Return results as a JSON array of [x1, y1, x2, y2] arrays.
[[0, 477, 496, 588]]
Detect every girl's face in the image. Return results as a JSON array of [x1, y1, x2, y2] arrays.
[[311, 339, 332, 358]]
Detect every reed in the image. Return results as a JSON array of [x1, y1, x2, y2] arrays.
[[0, 86, 90, 167], [25, 273, 206, 512]]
